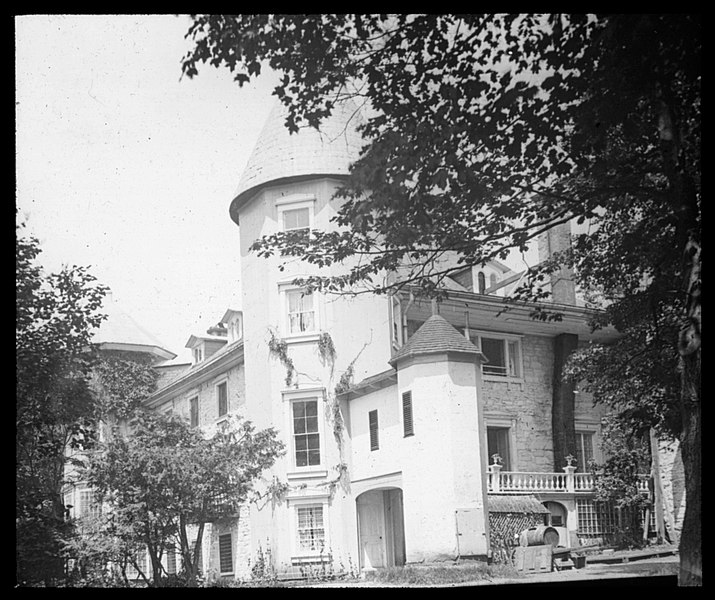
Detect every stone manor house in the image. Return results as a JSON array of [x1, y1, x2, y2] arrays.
[[65, 102, 686, 581]]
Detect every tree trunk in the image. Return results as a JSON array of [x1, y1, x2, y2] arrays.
[[677, 236, 701, 585], [678, 394, 701, 585]]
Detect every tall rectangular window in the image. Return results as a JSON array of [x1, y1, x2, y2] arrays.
[[190, 397, 199, 428], [369, 410, 379, 451], [576, 431, 595, 471], [402, 391, 414, 437], [287, 290, 316, 334], [218, 533, 233, 574], [166, 544, 176, 575], [217, 382, 228, 418], [79, 489, 100, 518], [297, 505, 325, 553], [282, 206, 310, 231], [487, 426, 512, 470], [292, 399, 320, 467]]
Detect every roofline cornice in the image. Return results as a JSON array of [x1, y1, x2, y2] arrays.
[[399, 286, 604, 321], [229, 174, 350, 225], [146, 341, 244, 409]]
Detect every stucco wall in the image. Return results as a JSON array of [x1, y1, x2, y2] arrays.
[[238, 178, 393, 571]]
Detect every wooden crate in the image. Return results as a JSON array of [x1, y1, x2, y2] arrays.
[[514, 544, 553, 573]]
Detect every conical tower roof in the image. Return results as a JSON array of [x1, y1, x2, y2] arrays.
[[93, 296, 176, 362], [389, 314, 485, 367], [229, 100, 366, 224]]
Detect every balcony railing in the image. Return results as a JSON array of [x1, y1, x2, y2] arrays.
[[488, 465, 650, 495]]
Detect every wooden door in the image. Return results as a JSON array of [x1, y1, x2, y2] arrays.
[[357, 491, 386, 569]]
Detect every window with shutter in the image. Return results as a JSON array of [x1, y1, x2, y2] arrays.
[[369, 410, 379, 451], [402, 391, 414, 437], [218, 533, 233, 574], [190, 396, 199, 428], [217, 382, 228, 417]]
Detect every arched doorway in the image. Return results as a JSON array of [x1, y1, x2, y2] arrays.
[[356, 488, 406, 570]]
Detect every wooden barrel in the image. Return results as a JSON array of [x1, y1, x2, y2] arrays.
[[518, 526, 560, 548]]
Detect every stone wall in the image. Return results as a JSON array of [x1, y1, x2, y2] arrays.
[[157, 361, 246, 429], [483, 334, 555, 472]]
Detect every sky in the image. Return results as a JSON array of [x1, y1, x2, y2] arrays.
[[16, 14, 547, 364], [16, 14, 280, 362]]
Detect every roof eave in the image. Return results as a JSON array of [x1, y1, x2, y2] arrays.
[[229, 173, 350, 226]]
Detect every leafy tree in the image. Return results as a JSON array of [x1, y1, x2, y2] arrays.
[[181, 14, 700, 585], [85, 411, 284, 587], [94, 350, 160, 421], [16, 219, 108, 585], [182, 12, 700, 583]]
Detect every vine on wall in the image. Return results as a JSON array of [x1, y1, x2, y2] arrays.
[[267, 328, 296, 386], [265, 330, 369, 498]]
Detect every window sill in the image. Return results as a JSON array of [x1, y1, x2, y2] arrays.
[[287, 469, 328, 481], [284, 332, 321, 345], [483, 375, 524, 384], [291, 555, 331, 565]]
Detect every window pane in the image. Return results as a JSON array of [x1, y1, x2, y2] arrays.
[[481, 338, 506, 375], [507, 341, 520, 377], [296, 451, 308, 467], [297, 506, 325, 552], [304, 400, 317, 417], [293, 401, 306, 418], [487, 427, 511, 470], [577, 432, 594, 471], [293, 401, 320, 467], [218, 383, 228, 417], [283, 207, 310, 230], [287, 291, 315, 334]]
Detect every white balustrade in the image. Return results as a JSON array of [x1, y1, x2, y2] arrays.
[[487, 469, 650, 495]]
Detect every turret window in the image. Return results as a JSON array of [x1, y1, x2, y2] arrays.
[[287, 290, 316, 334], [282, 207, 310, 231]]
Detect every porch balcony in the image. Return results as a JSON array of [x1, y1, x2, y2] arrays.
[[487, 464, 650, 495]]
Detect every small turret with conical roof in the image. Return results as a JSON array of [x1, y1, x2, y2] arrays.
[[229, 100, 366, 225]]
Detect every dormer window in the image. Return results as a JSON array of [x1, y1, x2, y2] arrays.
[[478, 271, 486, 294], [193, 347, 204, 364]]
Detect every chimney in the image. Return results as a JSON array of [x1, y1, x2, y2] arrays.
[[537, 221, 576, 305]]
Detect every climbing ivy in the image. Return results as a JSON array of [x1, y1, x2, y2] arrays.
[[317, 331, 337, 377], [267, 329, 296, 386]]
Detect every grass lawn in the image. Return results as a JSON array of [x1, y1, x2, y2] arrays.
[[363, 562, 523, 586]]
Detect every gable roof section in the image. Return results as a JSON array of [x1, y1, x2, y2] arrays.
[[229, 100, 366, 224], [93, 297, 176, 361], [389, 314, 485, 367]]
